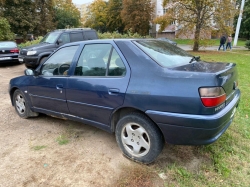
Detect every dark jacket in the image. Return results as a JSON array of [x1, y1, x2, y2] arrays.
[[220, 36, 226, 44]]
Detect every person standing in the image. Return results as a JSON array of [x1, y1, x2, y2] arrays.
[[29, 34, 34, 41], [218, 35, 226, 51], [226, 35, 232, 50]]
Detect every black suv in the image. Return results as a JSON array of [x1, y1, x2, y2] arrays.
[[19, 28, 98, 69]]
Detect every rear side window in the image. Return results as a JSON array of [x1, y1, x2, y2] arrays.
[[70, 32, 84, 42], [74, 44, 126, 77], [83, 31, 97, 40], [0, 42, 17, 48], [108, 49, 126, 76], [134, 40, 193, 68]]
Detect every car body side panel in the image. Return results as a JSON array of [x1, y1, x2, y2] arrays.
[[115, 41, 216, 115], [66, 42, 131, 126], [27, 76, 69, 114]]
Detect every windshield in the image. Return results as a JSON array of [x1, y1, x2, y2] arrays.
[[40, 32, 61, 44], [134, 40, 193, 68]]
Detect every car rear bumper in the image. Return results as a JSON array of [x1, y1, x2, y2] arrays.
[[0, 55, 19, 64], [146, 89, 240, 145]]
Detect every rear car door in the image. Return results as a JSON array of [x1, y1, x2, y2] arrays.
[[66, 42, 130, 127], [28, 45, 79, 115]]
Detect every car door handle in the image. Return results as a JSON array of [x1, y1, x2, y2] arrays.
[[108, 88, 120, 95], [56, 84, 63, 90]]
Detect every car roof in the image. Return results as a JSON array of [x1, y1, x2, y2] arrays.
[[61, 38, 157, 47]]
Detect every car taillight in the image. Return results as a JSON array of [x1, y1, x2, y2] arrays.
[[199, 87, 226, 107], [10, 48, 19, 53]]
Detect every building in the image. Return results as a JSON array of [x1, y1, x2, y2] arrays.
[[150, 0, 236, 39]]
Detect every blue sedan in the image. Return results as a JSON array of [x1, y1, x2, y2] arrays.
[[9, 39, 240, 163]]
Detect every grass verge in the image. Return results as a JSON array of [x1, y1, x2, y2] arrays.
[[117, 50, 250, 187]]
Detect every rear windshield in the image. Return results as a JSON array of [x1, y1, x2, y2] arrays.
[[40, 32, 61, 44], [0, 42, 17, 48], [134, 40, 193, 68]]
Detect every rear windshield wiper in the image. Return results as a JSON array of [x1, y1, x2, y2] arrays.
[[189, 56, 200, 63]]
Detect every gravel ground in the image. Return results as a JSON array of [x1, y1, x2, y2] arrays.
[[0, 62, 208, 187], [0, 63, 132, 187]]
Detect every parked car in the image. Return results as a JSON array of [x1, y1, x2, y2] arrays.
[[18, 28, 98, 69], [0, 41, 19, 64], [157, 37, 177, 46], [9, 39, 240, 163]]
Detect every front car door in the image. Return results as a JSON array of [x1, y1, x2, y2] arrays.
[[66, 42, 130, 130], [28, 45, 79, 116]]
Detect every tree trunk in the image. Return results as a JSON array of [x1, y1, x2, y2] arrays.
[[193, 26, 200, 51]]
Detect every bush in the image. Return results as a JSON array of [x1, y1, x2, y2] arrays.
[[0, 17, 15, 40], [18, 36, 43, 48], [98, 31, 151, 39], [245, 40, 250, 49]]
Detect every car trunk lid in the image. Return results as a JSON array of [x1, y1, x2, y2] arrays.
[[171, 61, 238, 106]]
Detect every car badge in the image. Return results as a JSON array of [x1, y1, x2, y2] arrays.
[[2, 50, 5, 52]]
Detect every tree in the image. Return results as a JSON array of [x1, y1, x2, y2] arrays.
[[0, 17, 15, 40], [54, 0, 81, 29], [106, 0, 124, 33], [34, 0, 56, 36], [236, 0, 250, 39], [0, 0, 38, 37], [154, 0, 237, 51], [121, 0, 154, 36], [84, 0, 108, 32]]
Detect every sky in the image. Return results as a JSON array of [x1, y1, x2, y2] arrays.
[[72, 0, 93, 4]]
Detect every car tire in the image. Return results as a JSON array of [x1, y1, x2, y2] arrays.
[[13, 89, 38, 119], [115, 112, 164, 164], [40, 57, 47, 65]]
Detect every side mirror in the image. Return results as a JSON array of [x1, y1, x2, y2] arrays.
[[24, 69, 35, 76], [57, 39, 63, 45]]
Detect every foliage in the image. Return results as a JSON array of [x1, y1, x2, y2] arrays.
[[236, 0, 250, 39], [97, 31, 151, 39], [121, 0, 154, 36], [0, 17, 15, 40], [84, 0, 108, 32], [54, 0, 81, 29], [0, 0, 38, 37], [245, 40, 250, 49], [18, 36, 43, 48], [34, 0, 56, 36], [154, 0, 237, 51], [106, 0, 124, 33]]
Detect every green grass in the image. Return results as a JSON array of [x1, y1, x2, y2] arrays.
[[117, 50, 250, 187], [32, 145, 47, 151], [169, 50, 250, 186], [175, 39, 247, 47], [56, 135, 69, 145]]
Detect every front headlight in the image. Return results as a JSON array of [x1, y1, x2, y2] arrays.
[[27, 51, 37, 55]]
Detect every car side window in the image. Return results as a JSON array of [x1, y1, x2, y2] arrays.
[[58, 33, 70, 44], [108, 49, 126, 76], [41, 46, 78, 76], [70, 32, 84, 42], [74, 44, 112, 76]]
